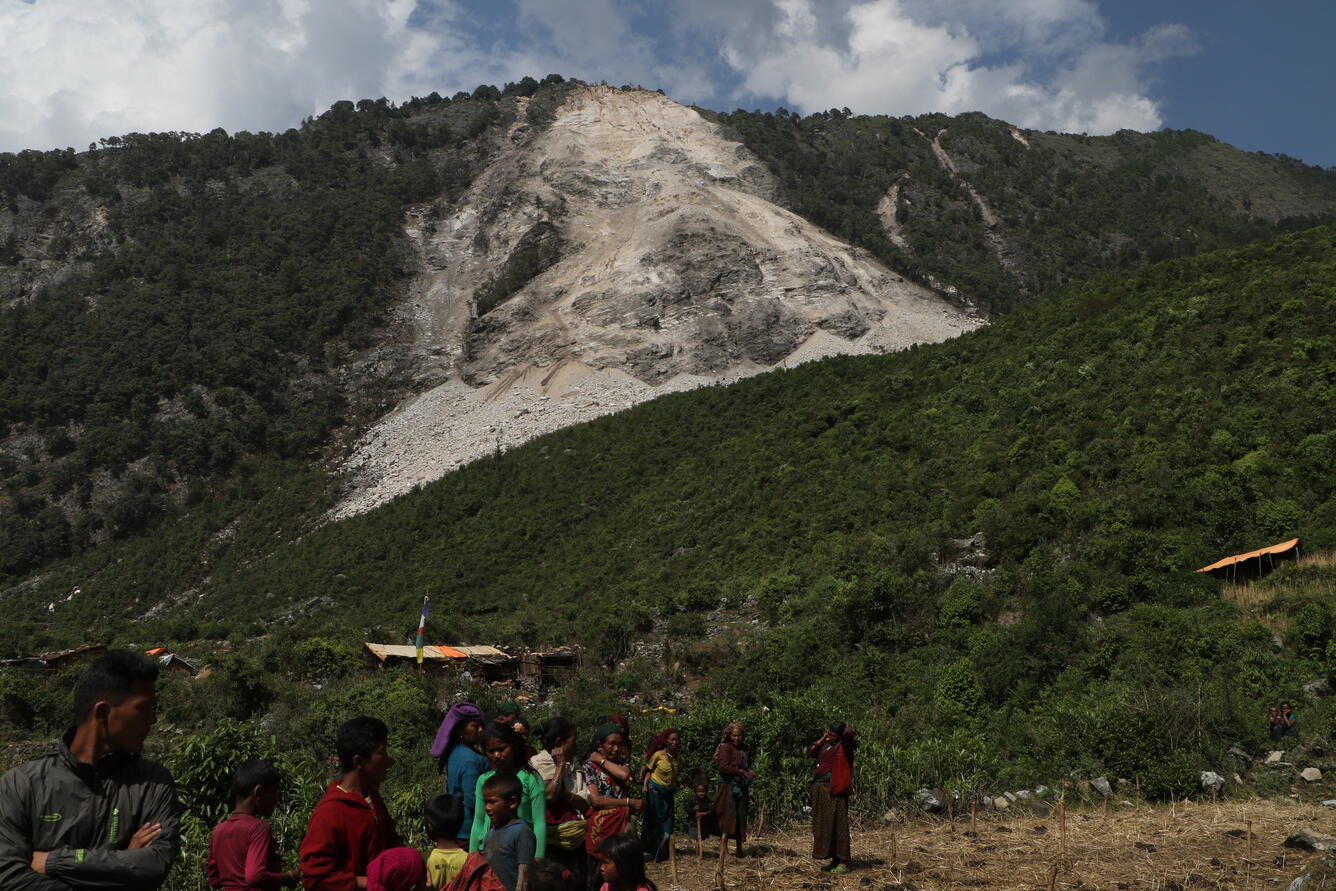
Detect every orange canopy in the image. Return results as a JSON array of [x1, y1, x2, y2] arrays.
[[1196, 538, 1300, 574]]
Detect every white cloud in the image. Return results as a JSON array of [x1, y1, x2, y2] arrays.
[[0, 0, 1195, 154], [0, 0, 483, 152], [707, 0, 1197, 134]]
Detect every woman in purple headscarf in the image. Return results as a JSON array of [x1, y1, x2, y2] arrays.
[[431, 701, 487, 843]]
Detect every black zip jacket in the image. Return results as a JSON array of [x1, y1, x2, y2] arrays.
[[0, 728, 181, 889]]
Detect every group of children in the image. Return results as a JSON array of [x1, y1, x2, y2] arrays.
[[206, 715, 661, 891], [1267, 702, 1299, 742]]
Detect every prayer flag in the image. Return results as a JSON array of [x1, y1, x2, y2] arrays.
[[415, 596, 430, 664]]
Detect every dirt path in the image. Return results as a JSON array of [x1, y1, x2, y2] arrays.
[[648, 800, 1321, 890]]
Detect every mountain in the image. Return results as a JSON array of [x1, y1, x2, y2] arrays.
[[334, 84, 979, 517], [2, 77, 1335, 617], [11, 221, 1334, 800], [714, 106, 1336, 312]]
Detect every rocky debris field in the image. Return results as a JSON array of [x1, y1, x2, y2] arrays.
[[333, 85, 982, 518]]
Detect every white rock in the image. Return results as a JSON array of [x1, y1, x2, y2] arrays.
[[1200, 771, 1226, 793], [1302, 767, 1323, 782], [1091, 777, 1113, 797], [1266, 751, 1286, 764]]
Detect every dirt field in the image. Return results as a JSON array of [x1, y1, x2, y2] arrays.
[[647, 800, 1327, 891]]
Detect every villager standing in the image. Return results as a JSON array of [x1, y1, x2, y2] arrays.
[[581, 724, 641, 891], [807, 723, 855, 874], [532, 718, 589, 878], [431, 702, 488, 844], [712, 722, 751, 857], [0, 649, 182, 889], [639, 729, 680, 862], [467, 726, 547, 859]]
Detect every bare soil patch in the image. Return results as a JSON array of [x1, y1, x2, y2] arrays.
[[648, 800, 1322, 891]]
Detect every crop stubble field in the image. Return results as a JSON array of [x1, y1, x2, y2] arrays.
[[647, 801, 1325, 891]]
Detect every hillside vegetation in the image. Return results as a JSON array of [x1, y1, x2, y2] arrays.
[[0, 78, 570, 580], [716, 108, 1336, 312], [7, 223, 1335, 807], [3, 83, 1335, 593]]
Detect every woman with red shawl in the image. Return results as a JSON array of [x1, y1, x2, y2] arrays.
[[807, 722, 855, 874], [712, 722, 751, 856], [581, 723, 641, 890]]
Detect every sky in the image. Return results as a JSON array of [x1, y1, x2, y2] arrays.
[[0, 0, 1331, 167]]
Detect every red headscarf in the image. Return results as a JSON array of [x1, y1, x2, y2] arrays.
[[367, 847, 426, 891], [645, 727, 679, 761]]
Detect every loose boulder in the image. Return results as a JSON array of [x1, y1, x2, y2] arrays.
[[1201, 771, 1226, 794], [1091, 777, 1113, 797], [1267, 751, 1287, 764], [915, 789, 944, 813], [1303, 678, 1330, 702], [1284, 829, 1336, 852], [1288, 852, 1336, 891], [1302, 768, 1324, 783]]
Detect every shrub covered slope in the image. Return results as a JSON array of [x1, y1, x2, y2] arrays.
[[10, 225, 1335, 801]]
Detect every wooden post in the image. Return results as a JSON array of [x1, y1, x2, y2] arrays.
[[669, 834, 679, 887], [1047, 864, 1058, 891], [1247, 820, 1253, 860], [1135, 775, 1141, 806], [516, 863, 528, 891], [1103, 795, 1109, 822], [891, 830, 897, 865], [971, 800, 977, 835], [696, 813, 704, 860], [947, 793, 955, 831], [1059, 795, 1067, 859], [717, 835, 729, 890]]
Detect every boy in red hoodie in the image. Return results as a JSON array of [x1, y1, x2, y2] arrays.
[[300, 717, 400, 890]]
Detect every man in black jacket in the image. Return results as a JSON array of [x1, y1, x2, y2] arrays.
[[0, 649, 181, 889]]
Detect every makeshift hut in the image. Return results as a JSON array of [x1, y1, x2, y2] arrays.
[[1196, 537, 1301, 583]]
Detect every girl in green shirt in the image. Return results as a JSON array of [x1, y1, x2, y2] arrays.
[[468, 725, 547, 858]]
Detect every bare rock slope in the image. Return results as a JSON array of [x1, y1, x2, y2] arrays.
[[333, 86, 983, 518]]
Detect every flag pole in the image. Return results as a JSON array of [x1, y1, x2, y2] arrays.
[[415, 596, 430, 667]]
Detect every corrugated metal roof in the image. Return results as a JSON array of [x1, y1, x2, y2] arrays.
[[452, 645, 508, 658], [1196, 537, 1301, 574], [360, 643, 517, 661]]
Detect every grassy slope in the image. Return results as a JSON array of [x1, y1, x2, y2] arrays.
[[13, 225, 1329, 718], [6, 88, 1336, 619], [5, 226, 1336, 834], [194, 223, 1335, 629]]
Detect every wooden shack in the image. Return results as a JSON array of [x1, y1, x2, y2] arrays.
[[0, 644, 105, 677], [363, 643, 514, 680], [518, 647, 582, 686]]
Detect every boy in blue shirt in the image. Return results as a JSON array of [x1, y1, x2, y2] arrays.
[[480, 772, 534, 891]]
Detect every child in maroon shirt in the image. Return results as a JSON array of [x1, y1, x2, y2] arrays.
[[209, 759, 301, 890]]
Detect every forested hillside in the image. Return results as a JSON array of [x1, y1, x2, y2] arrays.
[[0, 77, 570, 580], [716, 108, 1336, 312], [7, 221, 1335, 803], [3, 81, 1335, 596]]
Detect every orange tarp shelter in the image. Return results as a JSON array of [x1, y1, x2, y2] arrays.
[[1196, 537, 1300, 580]]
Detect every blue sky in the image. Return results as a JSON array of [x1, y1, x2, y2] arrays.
[[1, 0, 1331, 167]]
